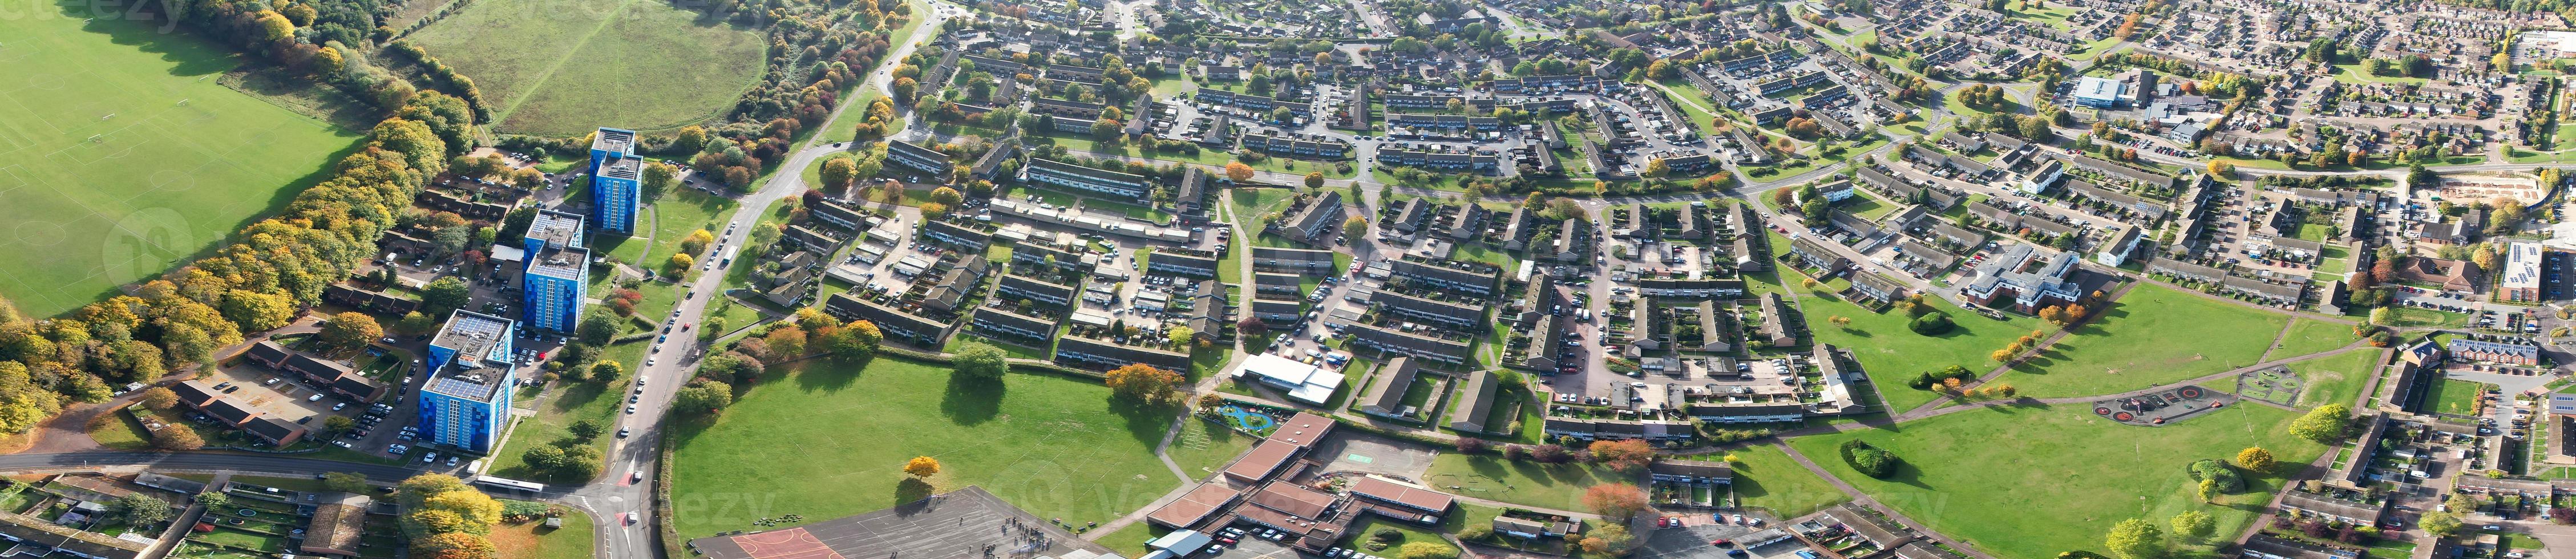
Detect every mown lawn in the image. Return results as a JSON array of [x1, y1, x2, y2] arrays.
[[1420, 455, 1631, 512], [596, 188, 739, 275], [1789, 403, 2326, 559], [1998, 283, 2288, 398], [1801, 289, 2043, 413], [1719, 445, 1849, 518], [2286, 349, 2383, 408], [407, 0, 770, 134], [2423, 378, 2488, 416], [2271, 318, 2359, 360], [487, 340, 650, 481], [1164, 416, 1259, 477], [0, 7, 362, 318], [669, 357, 1180, 539]]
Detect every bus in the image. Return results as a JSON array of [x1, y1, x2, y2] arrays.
[[720, 246, 738, 266], [472, 475, 547, 493]]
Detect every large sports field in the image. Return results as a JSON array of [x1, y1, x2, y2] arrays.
[[1790, 403, 2326, 559], [668, 358, 1181, 539], [0, 5, 361, 318], [406, 0, 767, 135]]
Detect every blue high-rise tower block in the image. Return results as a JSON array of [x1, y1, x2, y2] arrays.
[[588, 127, 644, 235]]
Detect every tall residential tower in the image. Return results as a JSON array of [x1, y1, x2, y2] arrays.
[[418, 310, 518, 453], [520, 209, 589, 334], [588, 127, 645, 235]]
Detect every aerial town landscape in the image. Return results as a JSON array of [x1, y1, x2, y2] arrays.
[[22, 0, 2576, 557]]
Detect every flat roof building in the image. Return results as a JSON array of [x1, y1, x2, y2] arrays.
[[419, 310, 518, 453], [587, 127, 645, 234]]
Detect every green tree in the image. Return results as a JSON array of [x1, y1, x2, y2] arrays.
[[2420, 509, 2465, 537], [576, 309, 621, 346], [952, 342, 1008, 380], [589, 360, 626, 384], [2235, 447, 2275, 472], [396, 311, 437, 335], [111, 493, 170, 527], [820, 157, 858, 190], [193, 492, 232, 511], [420, 277, 471, 315], [318, 311, 383, 350], [220, 290, 297, 332], [1343, 216, 1371, 240], [2290, 403, 2352, 443], [2102, 518, 2164, 559], [2169, 511, 2214, 541], [674, 380, 735, 415]]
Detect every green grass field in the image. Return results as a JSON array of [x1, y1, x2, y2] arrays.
[[2284, 349, 2381, 408], [2271, 319, 2357, 360], [487, 340, 649, 480], [407, 0, 769, 135], [2423, 378, 2487, 415], [669, 357, 1180, 539], [2000, 284, 2288, 398], [0, 7, 363, 318], [1420, 455, 1631, 512], [596, 188, 737, 272], [1801, 291, 2043, 412], [1719, 445, 1849, 518], [2376, 306, 2472, 329], [1164, 416, 1257, 478], [1789, 403, 2326, 559]]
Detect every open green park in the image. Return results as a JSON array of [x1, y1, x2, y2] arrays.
[[1998, 283, 2290, 398], [1798, 287, 2042, 412], [406, 0, 769, 135], [0, 7, 363, 318], [1716, 445, 1850, 518], [2280, 349, 2383, 408], [669, 357, 1181, 538], [1789, 403, 2327, 559], [2270, 319, 2360, 360]]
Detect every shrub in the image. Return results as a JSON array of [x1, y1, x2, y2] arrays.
[[1838, 439, 1902, 478], [1910, 313, 1955, 335], [2187, 459, 2243, 492]]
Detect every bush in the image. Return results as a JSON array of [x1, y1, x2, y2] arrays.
[[2187, 459, 2244, 492], [1907, 366, 1977, 390], [1838, 439, 1902, 479], [1910, 313, 1955, 335]]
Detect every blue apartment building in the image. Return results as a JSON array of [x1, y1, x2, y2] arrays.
[[418, 310, 519, 453], [588, 127, 645, 234], [520, 209, 589, 334]]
